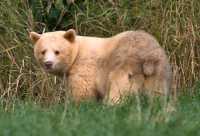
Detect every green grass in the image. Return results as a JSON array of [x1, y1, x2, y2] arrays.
[[0, 91, 200, 136]]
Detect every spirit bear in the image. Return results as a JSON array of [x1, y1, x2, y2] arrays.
[[29, 29, 172, 104]]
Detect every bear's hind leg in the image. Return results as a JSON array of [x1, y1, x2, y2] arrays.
[[106, 70, 144, 105], [143, 62, 171, 96]]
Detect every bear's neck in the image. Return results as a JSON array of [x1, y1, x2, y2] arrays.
[[66, 40, 80, 76]]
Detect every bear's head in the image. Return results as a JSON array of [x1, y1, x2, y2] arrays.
[[29, 29, 79, 76]]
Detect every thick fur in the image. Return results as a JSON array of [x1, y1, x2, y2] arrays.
[[30, 29, 172, 104]]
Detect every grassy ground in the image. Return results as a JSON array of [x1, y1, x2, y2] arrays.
[[0, 91, 200, 136]]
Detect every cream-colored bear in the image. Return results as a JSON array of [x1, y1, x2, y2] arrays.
[[29, 29, 172, 104]]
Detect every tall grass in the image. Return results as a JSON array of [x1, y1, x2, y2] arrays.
[[0, 0, 67, 105], [0, 0, 200, 104]]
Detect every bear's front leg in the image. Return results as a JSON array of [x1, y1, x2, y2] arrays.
[[68, 75, 97, 104]]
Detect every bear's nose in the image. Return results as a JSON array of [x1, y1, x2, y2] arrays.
[[44, 61, 53, 69]]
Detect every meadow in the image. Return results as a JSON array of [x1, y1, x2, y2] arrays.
[[0, 94, 200, 136], [0, 0, 200, 135]]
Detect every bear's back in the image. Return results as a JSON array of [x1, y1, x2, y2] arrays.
[[103, 31, 161, 70]]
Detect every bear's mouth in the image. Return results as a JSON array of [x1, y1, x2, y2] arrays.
[[43, 64, 54, 72], [43, 64, 60, 73], [44, 68, 53, 73]]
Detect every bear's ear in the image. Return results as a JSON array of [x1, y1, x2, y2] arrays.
[[29, 32, 41, 44], [64, 29, 76, 42]]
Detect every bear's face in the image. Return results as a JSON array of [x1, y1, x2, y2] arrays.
[[29, 29, 78, 75]]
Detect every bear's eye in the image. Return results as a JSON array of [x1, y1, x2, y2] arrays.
[[55, 50, 60, 55], [41, 50, 46, 55]]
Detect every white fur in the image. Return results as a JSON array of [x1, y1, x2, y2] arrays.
[[44, 50, 58, 69]]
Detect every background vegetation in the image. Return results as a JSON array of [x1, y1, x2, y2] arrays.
[[0, 0, 200, 135], [0, 0, 200, 103]]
